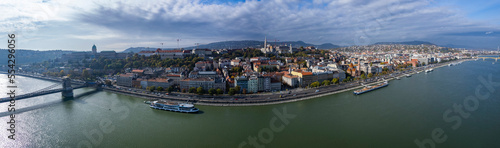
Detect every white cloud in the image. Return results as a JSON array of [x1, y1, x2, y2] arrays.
[[1, 0, 499, 50]]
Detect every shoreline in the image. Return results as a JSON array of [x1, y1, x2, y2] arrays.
[[101, 58, 474, 107], [11, 58, 474, 107], [196, 58, 475, 106]]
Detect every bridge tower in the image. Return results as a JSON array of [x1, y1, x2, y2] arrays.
[[62, 77, 74, 98]]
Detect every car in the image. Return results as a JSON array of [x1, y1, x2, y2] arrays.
[[315, 90, 319, 93]]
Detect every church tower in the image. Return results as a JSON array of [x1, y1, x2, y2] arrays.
[[92, 44, 97, 54], [264, 36, 267, 49]]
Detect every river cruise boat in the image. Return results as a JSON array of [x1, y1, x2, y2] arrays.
[[150, 101, 199, 113], [353, 81, 389, 95], [425, 69, 433, 73]]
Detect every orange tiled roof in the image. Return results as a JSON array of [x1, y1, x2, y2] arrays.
[[301, 72, 313, 76]]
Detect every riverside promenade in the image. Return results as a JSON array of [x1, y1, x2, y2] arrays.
[[106, 58, 473, 106], [10, 58, 472, 106]]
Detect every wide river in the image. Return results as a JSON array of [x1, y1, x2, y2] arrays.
[[1, 59, 500, 147]]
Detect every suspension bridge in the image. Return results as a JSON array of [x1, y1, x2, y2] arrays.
[[0, 76, 94, 103]]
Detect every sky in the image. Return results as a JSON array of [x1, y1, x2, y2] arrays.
[[1, 0, 499, 51]]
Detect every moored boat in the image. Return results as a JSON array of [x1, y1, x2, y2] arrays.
[[353, 81, 389, 95], [425, 69, 433, 73], [150, 101, 199, 113]]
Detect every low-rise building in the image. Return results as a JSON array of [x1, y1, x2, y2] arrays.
[[140, 78, 173, 89], [270, 79, 282, 91], [248, 76, 258, 93], [117, 73, 136, 87], [179, 77, 225, 91], [282, 74, 299, 87], [234, 76, 248, 92]]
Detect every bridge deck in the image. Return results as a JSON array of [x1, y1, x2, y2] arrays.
[[0, 85, 87, 103]]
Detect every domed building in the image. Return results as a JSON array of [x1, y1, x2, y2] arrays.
[[61, 44, 132, 62]]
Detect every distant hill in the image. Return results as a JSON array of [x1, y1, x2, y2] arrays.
[[438, 44, 474, 49], [0, 49, 73, 64], [373, 41, 435, 45], [122, 40, 340, 53], [317, 43, 340, 49]]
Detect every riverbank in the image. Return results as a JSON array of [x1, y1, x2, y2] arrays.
[[201, 58, 474, 106], [12, 58, 473, 107], [103, 58, 474, 106]]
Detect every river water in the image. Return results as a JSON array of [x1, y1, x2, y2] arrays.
[[1, 59, 500, 148]]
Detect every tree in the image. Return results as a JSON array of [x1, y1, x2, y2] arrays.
[[322, 80, 331, 86], [82, 69, 90, 79], [331, 78, 339, 84], [343, 77, 351, 82], [148, 86, 156, 92], [197, 87, 204, 95], [157, 86, 164, 91], [235, 85, 241, 93], [167, 86, 174, 93], [367, 73, 373, 78], [310, 81, 320, 87], [229, 88, 236, 96], [189, 87, 196, 93], [360, 73, 366, 79], [181, 88, 187, 93], [216, 89, 223, 95], [242, 88, 247, 94], [59, 70, 65, 77], [208, 88, 216, 95]]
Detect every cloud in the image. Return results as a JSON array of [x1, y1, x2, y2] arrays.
[[1, 0, 500, 50]]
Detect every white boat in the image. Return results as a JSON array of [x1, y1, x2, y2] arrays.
[[425, 69, 433, 73], [406, 74, 411, 77], [354, 81, 389, 95], [150, 101, 199, 113]]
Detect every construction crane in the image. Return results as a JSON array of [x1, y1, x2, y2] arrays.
[[195, 43, 200, 49], [176, 39, 181, 49]]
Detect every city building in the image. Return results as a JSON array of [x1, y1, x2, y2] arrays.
[[62, 45, 132, 62], [282, 74, 299, 87], [117, 73, 136, 87], [248, 76, 258, 93], [234, 76, 248, 92], [140, 78, 173, 89]]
